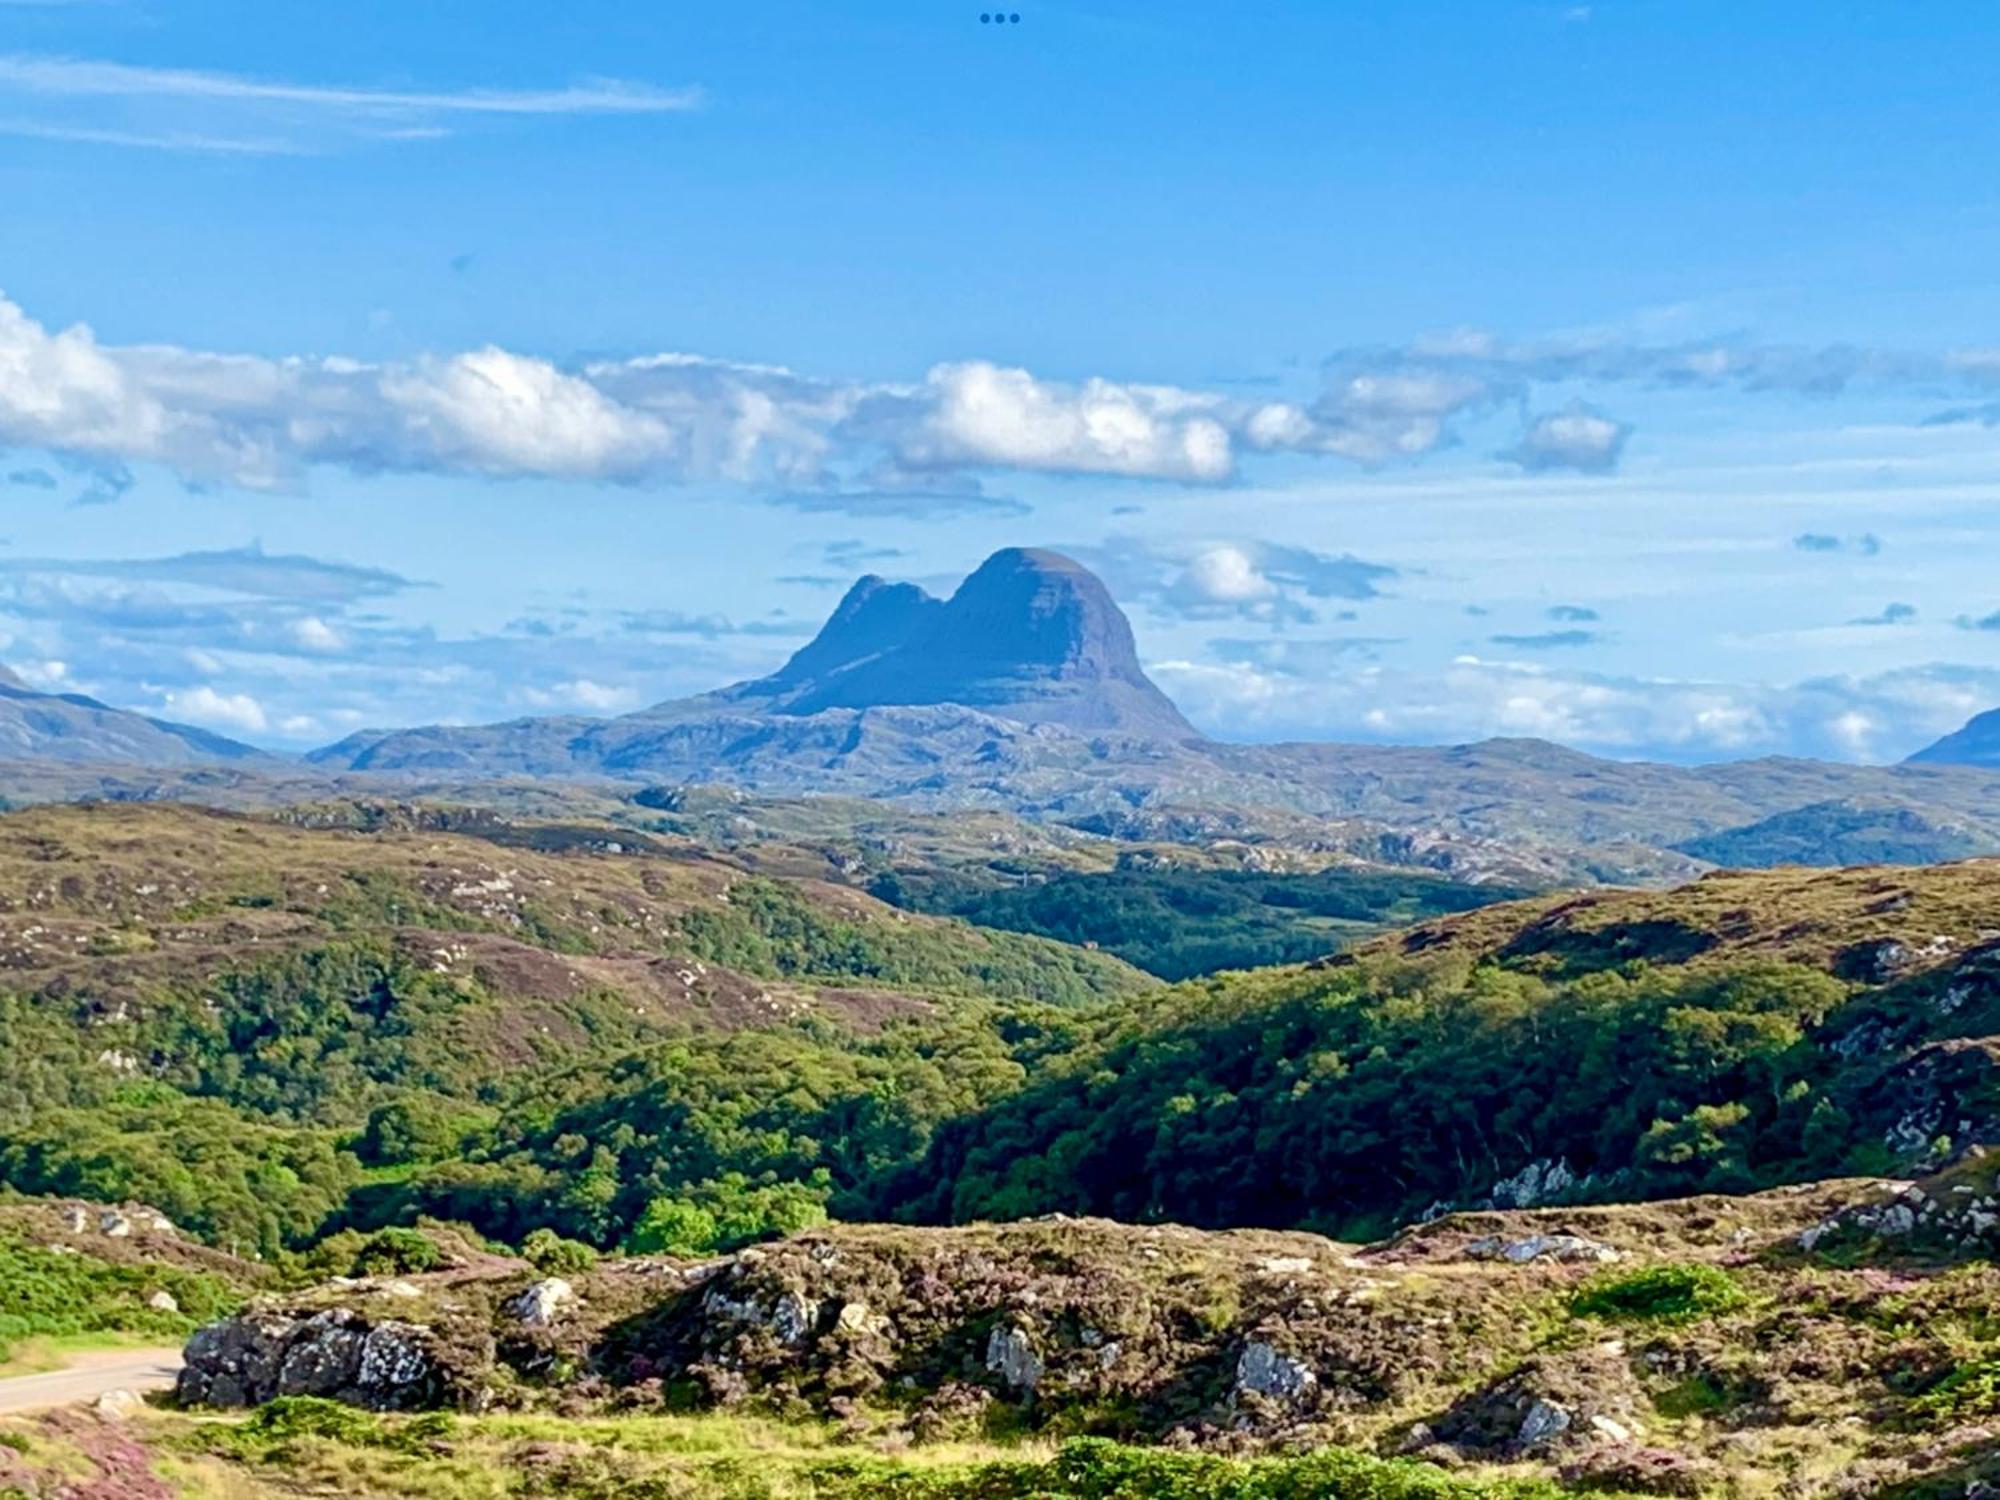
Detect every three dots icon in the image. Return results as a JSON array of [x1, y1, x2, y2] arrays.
[[980, 12, 1022, 22]]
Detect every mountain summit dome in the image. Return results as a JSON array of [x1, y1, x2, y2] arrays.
[[755, 547, 1196, 738]]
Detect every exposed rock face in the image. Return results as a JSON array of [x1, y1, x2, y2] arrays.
[[177, 1307, 471, 1411], [742, 548, 1195, 738], [984, 1323, 1043, 1391], [1434, 1346, 1644, 1458], [756, 575, 945, 691], [1235, 1340, 1316, 1401]]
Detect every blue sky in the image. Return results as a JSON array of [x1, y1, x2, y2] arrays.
[[4, 0, 2000, 761]]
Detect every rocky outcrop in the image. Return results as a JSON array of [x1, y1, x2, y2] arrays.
[[1433, 1345, 1647, 1458], [1464, 1232, 1622, 1265], [176, 1306, 479, 1411]]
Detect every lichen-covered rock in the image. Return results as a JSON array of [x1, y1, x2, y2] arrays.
[[985, 1323, 1043, 1391], [177, 1305, 479, 1411], [1434, 1346, 1644, 1457], [508, 1277, 574, 1328], [1235, 1340, 1315, 1401]]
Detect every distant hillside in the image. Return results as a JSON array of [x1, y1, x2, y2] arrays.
[[0, 672, 268, 768], [296, 548, 2000, 880], [1909, 705, 2000, 768], [1673, 796, 1996, 867]]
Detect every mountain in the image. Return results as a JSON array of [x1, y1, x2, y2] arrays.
[[317, 548, 1195, 781], [763, 548, 1195, 737], [1908, 706, 2000, 768], [0, 672, 267, 768], [252, 548, 2000, 880]]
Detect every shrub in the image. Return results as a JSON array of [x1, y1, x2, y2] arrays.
[[1572, 1263, 1746, 1325], [350, 1227, 440, 1277], [520, 1228, 598, 1276]]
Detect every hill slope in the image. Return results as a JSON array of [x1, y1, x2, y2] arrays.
[[0, 673, 268, 768], [1909, 704, 2000, 768], [879, 858, 2000, 1236]]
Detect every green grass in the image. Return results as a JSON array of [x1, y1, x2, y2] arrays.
[[1571, 1263, 1748, 1325], [176, 1404, 1563, 1500]]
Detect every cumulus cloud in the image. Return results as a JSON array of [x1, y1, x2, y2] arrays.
[[14, 293, 2000, 497], [1169, 545, 1279, 608], [1078, 535, 1397, 627], [160, 683, 268, 734], [3, 295, 1366, 492], [1548, 604, 1598, 621], [539, 678, 637, 712], [893, 362, 1237, 482], [1500, 400, 1630, 473]]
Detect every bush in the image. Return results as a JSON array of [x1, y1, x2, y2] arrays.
[[520, 1228, 598, 1276], [1572, 1263, 1746, 1324], [624, 1174, 828, 1257], [350, 1227, 441, 1277]]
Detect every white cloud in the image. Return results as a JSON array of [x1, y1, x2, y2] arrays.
[[13, 293, 2000, 499], [515, 678, 639, 713], [289, 616, 342, 651], [902, 362, 1237, 482], [1502, 400, 1631, 473], [161, 684, 268, 734], [1171, 545, 1278, 605], [16, 659, 66, 688], [0, 55, 699, 153]]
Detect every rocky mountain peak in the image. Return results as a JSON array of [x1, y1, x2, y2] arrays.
[[763, 573, 944, 690], [759, 547, 1196, 738]]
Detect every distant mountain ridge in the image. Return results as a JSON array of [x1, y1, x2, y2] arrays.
[[1908, 708, 2000, 769], [13, 546, 2000, 882], [0, 673, 267, 768], [313, 546, 1199, 776]]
